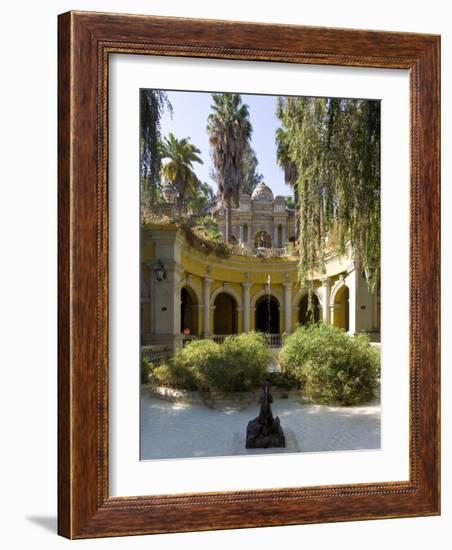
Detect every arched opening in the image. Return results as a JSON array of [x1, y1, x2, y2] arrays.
[[288, 236, 296, 244], [254, 231, 272, 248], [298, 293, 320, 325], [229, 235, 237, 244], [180, 287, 198, 335], [333, 285, 349, 331], [255, 295, 280, 334], [243, 224, 249, 244], [213, 293, 237, 335], [277, 225, 283, 247]]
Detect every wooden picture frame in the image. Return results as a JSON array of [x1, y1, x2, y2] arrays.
[[58, 10, 440, 538]]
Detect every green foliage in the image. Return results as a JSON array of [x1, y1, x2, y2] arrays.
[[267, 369, 299, 391], [140, 214, 230, 258], [284, 195, 295, 209], [140, 90, 172, 207], [152, 333, 271, 394], [187, 181, 215, 213], [151, 359, 199, 390], [182, 223, 230, 258], [279, 324, 380, 405], [193, 215, 223, 242], [275, 124, 300, 240], [219, 333, 273, 391], [240, 145, 264, 195], [276, 96, 381, 292], [159, 132, 203, 209], [141, 358, 154, 384]]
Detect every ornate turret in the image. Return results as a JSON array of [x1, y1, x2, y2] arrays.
[[251, 181, 274, 202]]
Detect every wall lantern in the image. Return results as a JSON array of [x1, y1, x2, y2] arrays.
[[154, 260, 167, 282]]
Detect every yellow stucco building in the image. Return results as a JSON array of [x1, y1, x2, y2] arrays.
[[141, 220, 380, 353]]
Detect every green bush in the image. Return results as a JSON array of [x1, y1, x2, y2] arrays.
[[279, 324, 380, 405], [218, 332, 272, 392], [267, 370, 299, 391], [152, 333, 271, 394], [141, 358, 154, 384], [150, 361, 199, 390]]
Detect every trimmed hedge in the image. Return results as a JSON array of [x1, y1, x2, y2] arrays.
[[279, 324, 380, 405], [152, 332, 271, 394]]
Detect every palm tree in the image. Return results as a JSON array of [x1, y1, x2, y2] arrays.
[[140, 90, 172, 208], [159, 133, 203, 211], [275, 124, 300, 241], [207, 93, 252, 242]]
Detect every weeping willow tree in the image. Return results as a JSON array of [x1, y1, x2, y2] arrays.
[[140, 90, 173, 210], [276, 96, 380, 292]]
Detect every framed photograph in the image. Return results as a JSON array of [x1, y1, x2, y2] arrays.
[[58, 11, 440, 538]]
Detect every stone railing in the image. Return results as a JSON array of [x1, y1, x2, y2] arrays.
[[185, 334, 230, 345], [143, 204, 199, 224], [182, 335, 198, 347], [262, 333, 282, 348], [186, 333, 282, 347], [228, 244, 295, 258], [210, 334, 229, 344], [141, 345, 173, 363], [143, 333, 283, 364]]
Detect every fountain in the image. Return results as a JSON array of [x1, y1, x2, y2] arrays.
[[245, 381, 286, 449]]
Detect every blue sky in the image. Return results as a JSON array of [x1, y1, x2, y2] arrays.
[[158, 90, 292, 198]]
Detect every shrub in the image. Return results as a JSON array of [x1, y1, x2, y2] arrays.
[[141, 358, 154, 384], [193, 215, 223, 241], [267, 370, 299, 391], [152, 333, 271, 394], [279, 324, 380, 405], [217, 332, 272, 392], [151, 361, 199, 390]]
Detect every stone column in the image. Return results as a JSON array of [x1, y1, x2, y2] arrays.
[[283, 282, 292, 333], [345, 270, 357, 335], [147, 262, 157, 335], [282, 225, 287, 246], [242, 282, 252, 332], [167, 264, 184, 337], [272, 222, 279, 248], [239, 224, 243, 244], [320, 276, 331, 324], [202, 277, 213, 336], [148, 261, 183, 350], [354, 263, 374, 333]]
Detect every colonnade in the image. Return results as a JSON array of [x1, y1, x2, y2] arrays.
[[143, 266, 369, 346]]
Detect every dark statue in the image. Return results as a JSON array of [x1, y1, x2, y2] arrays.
[[246, 381, 286, 449]]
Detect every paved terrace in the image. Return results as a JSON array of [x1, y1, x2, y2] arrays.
[[140, 388, 380, 460]]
